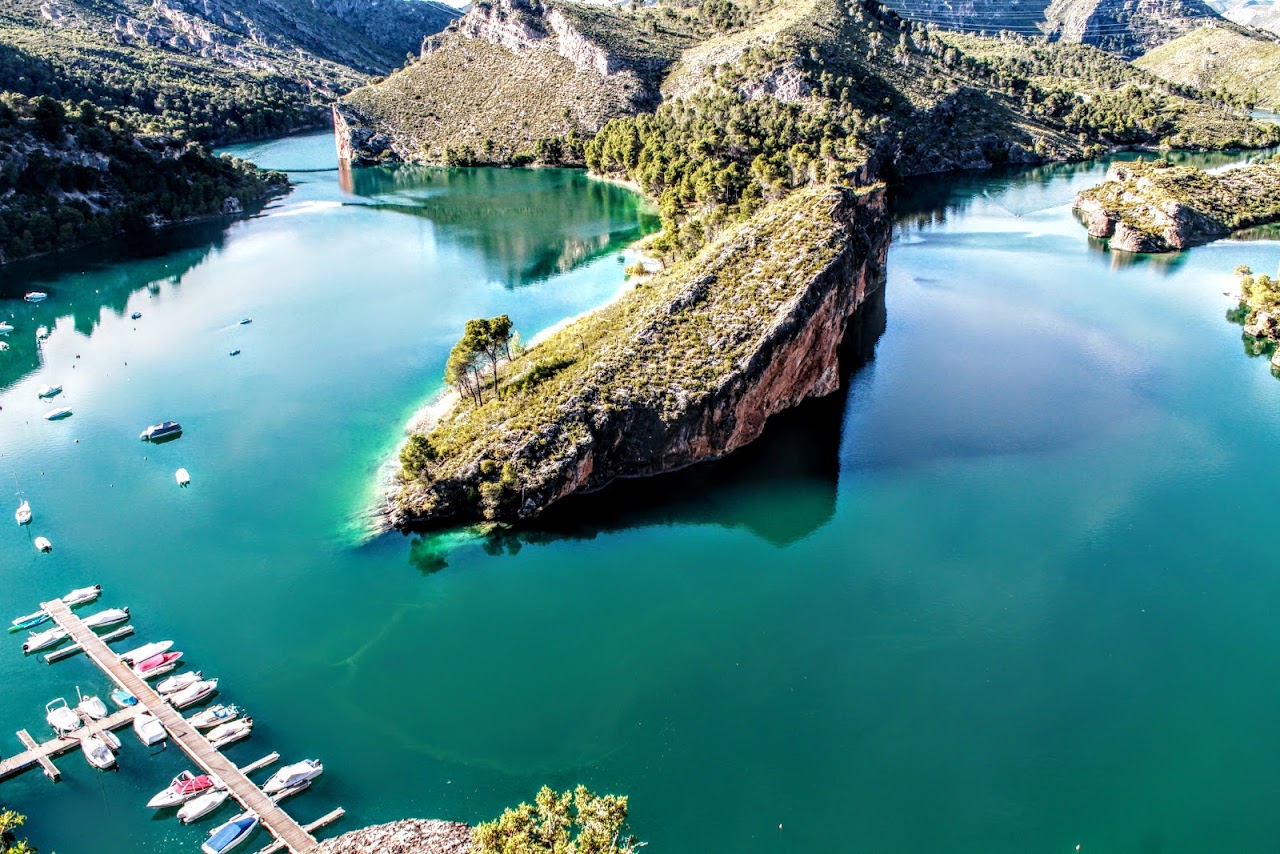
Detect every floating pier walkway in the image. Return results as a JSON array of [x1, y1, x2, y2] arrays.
[[21, 598, 343, 853], [0, 706, 137, 781]]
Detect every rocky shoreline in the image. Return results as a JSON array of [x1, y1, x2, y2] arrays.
[[316, 819, 472, 854]]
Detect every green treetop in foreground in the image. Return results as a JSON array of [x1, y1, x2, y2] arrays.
[[473, 786, 637, 854], [0, 810, 32, 854]]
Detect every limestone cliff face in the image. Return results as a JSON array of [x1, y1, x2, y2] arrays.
[[391, 186, 891, 529], [316, 819, 472, 854]]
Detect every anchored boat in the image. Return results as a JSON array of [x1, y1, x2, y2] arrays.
[[82, 732, 119, 770], [169, 678, 218, 710], [24, 292, 47, 302], [202, 812, 259, 854], [179, 787, 230, 824], [43, 407, 71, 421], [206, 717, 252, 748], [14, 501, 30, 525], [61, 585, 102, 607], [189, 704, 240, 730], [262, 759, 323, 795], [9, 609, 48, 632], [36, 383, 61, 398], [24, 626, 68, 653], [133, 650, 182, 679], [139, 421, 182, 441], [133, 712, 167, 746], [76, 687, 108, 720], [110, 688, 138, 709], [118, 639, 172, 665], [34, 536, 52, 553], [82, 607, 129, 630], [157, 670, 202, 695], [44, 697, 81, 734], [148, 770, 216, 808]]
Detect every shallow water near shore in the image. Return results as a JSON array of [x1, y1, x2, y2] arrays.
[[3, 133, 1280, 853]]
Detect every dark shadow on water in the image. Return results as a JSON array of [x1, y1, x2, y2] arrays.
[[341, 164, 659, 287], [407, 287, 888, 573]]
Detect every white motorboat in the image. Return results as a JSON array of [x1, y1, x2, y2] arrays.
[[0, 322, 12, 334], [188, 704, 240, 730], [44, 407, 72, 420], [45, 698, 81, 735], [261, 759, 323, 795], [111, 688, 138, 709], [82, 733, 117, 770], [157, 670, 202, 695], [169, 679, 218, 710], [148, 770, 216, 808], [82, 607, 129, 629], [76, 688, 108, 720], [61, 584, 101, 607], [202, 812, 259, 854], [139, 421, 182, 441], [119, 639, 172, 665], [24, 626, 68, 653], [36, 384, 61, 398], [0, 342, 9, 352], [179, 787, 230, 824], [34, 536, 52, 553], [15, 501, 31, 525], [133, 712, 167, 746], [270, 779, 311, 803], [24, 292, 48, 302], [176, 467, 191, 486], [206, 717, 252, 748]]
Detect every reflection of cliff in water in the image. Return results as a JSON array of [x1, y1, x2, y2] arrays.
[[407, 286, 888, 573], [342, 165, 659, 287], [0, 218, 231, 392]]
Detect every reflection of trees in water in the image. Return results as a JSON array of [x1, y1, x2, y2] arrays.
[[407, 287, 888, 574], [343, 165, 659, 287], [0, 219, 230, 391]]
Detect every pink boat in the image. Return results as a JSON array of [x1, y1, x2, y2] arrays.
[[147, 770, 217, 808], [133, 650, 183, 679]]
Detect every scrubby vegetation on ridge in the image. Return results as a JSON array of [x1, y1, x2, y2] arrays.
[[1136, 24, 1280, 111]]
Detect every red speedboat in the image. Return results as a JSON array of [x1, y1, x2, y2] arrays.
[[134, 650, 183, 679], [147, 770, 216, 808]]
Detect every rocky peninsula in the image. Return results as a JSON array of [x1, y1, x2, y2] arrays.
[[1073, 158, 1280, 253]]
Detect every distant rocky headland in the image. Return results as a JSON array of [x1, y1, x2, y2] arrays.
[[1073, 158, 1280, 252]]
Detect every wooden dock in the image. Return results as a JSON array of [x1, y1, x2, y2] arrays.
[[0, 706, 140, 782], [44, 623, 135, 663], [40, 598, 333, 854]]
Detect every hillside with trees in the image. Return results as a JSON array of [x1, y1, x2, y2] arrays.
[[1136, 23, 1280, 109]]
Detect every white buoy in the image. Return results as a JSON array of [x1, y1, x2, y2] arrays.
[[175, 468, 191, 486]]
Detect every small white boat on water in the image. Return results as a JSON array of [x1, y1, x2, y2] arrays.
[[188, 704, 240, 730], [148, 770, 216, 808], [24, 626, 67, 653], [0, 322, 12, 334], [206, 717, 252, 748], [9, 609, 48, 632], [45, 698, 81, 735], [34, 536, 52, 553], [176, 467, 191, 486], [61, 584, 101, 607], [0, 342, 9, 352], [202, 812, 259, 854], [24, 292, 48, 303], [118, 639, 172, 665], [179, 787, 230, 824], [76, 687, 108, 720], [139, 421, 182, 441], [111, 688, 138, 709], [82, 733, 118, 770], [44, 407, 72, 421], [157, 670, 202, 695], [169, 678, 218, 710], [37, 384, 61, 399], [261, 759, 323, 795], [82, 607, 129, 630], [15, 501, 31, 525], [133, 712, 167, 746]]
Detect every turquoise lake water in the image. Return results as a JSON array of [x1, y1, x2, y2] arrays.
[[3, 132, 1280, 853]]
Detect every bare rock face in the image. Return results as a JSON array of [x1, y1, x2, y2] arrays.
[[316, 820, 472, 854]]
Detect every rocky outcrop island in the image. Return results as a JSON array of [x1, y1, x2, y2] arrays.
[[1073, 158, 1280, 253]]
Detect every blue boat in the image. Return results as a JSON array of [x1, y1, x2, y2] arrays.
[[8, 610, 49, 633], [110, 688, 137, 709], [202, 812, 258, 854]]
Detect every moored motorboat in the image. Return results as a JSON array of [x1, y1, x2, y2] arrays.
[[110, 688, 138, 709], [202, 812, 259, 854], [261, 759, 323, 795], [131, 312, 142, 320], [0, 322, 13, 334], [0, 342, 9, 351], [189, 704, 240, 730], [24, 292, 48, 302], [34, 536, 52, 553], [61, 584, 101, 607], [169, 678, 218, 710], [15, 501, 31, 525], [148, 770, 216, 808], [179, 787, 230, 824], [270, 779, 311, 802], [45, 698, 81, 735], [24, 626, 68, 653], [76, 688, 108, 720], [133, 712, 167, 746], [139, 421, 182, 441], [9, 609, 48, 632], [206, 717, 252, 748], [44, 407, 72, 420], [37, 383, 61, 398], [82, 733, 117, 770], [82, 607, 129, 630], [176, 467, 191, 486], [118, 639, 172, 664], [157, 670, 202, 695], [133, 650, 182, 679]]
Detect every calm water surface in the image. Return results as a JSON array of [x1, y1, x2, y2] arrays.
[[2, 133, 1280, 854]]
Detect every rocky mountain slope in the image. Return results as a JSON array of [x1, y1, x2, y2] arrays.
[[1073, 157, 1280, 251], [880, 0, 1221, 58], [1206, 0, 1280, 34], [1136, 23, 1280, 108]]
